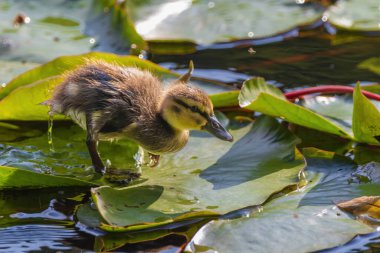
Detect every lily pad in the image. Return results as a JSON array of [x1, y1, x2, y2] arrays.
[[90, 116, 305, 231], [239, 77, 351, 138], [187, 152, 379, 252], [0, 165, 95, 190], [124, 0, 322, 45], [326, 0, 380, 32]]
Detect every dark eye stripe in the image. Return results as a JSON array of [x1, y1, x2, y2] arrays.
[[173, 98, 208, 119]]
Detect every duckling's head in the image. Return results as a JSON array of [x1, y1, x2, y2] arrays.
[[160, 61, 233, 142]]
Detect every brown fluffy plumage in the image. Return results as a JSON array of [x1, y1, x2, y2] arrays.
[[45, 60, 233, 173]]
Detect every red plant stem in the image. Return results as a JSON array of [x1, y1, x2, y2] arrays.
[[285, 85, 380, 101]]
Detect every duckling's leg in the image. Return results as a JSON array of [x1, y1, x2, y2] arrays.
[[86, 114, 105, 174]]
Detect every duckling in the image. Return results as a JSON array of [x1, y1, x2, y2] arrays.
[[44, 60, 233, 174]]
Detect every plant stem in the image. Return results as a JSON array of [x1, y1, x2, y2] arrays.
[[284, 85, 380, 101]]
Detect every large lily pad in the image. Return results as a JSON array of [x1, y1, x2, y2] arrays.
[[187, 152, 379, 252], [125, 0, 322, 45], [90, 116, 305, 231]]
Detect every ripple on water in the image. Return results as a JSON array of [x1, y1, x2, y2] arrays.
[[0, 224, 79, 252]]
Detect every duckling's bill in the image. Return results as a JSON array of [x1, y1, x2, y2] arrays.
[[203, 114, 233, 142]]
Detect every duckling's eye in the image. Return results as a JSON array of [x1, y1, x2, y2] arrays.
[[190, 106, 199, 113]]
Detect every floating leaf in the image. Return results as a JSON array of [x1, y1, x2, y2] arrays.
[[90, 116, 305, 231]]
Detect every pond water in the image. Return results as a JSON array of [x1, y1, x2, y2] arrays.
[[1, 0, 380, 252]]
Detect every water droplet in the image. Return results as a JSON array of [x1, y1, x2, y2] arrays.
[[130, 43, 137, 49], [208, 1, 215, 8], [295, 0, 305, 4], [138, 54, 144, 59], [48, 114, 54, 152], [322, 15, 328, 22], [1, 83, 6, 88], [89, 38, 96, 44], [248, 32, 254, 38], [24, 16, 31, 24]]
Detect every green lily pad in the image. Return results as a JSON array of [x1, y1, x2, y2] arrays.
[[187, 153, 378, 252], [124, 0, 322, 45], [0, 165, 95, 190], [326, 0, 380, 32], [90, 116, 305, 231], [239, 77, 351, 138]]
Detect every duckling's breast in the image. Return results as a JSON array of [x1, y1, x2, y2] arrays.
[[127, 116, 190, 154], [138, 130, 189, 154]]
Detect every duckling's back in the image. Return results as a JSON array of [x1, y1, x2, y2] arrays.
[[48, 61, 162, 137]]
